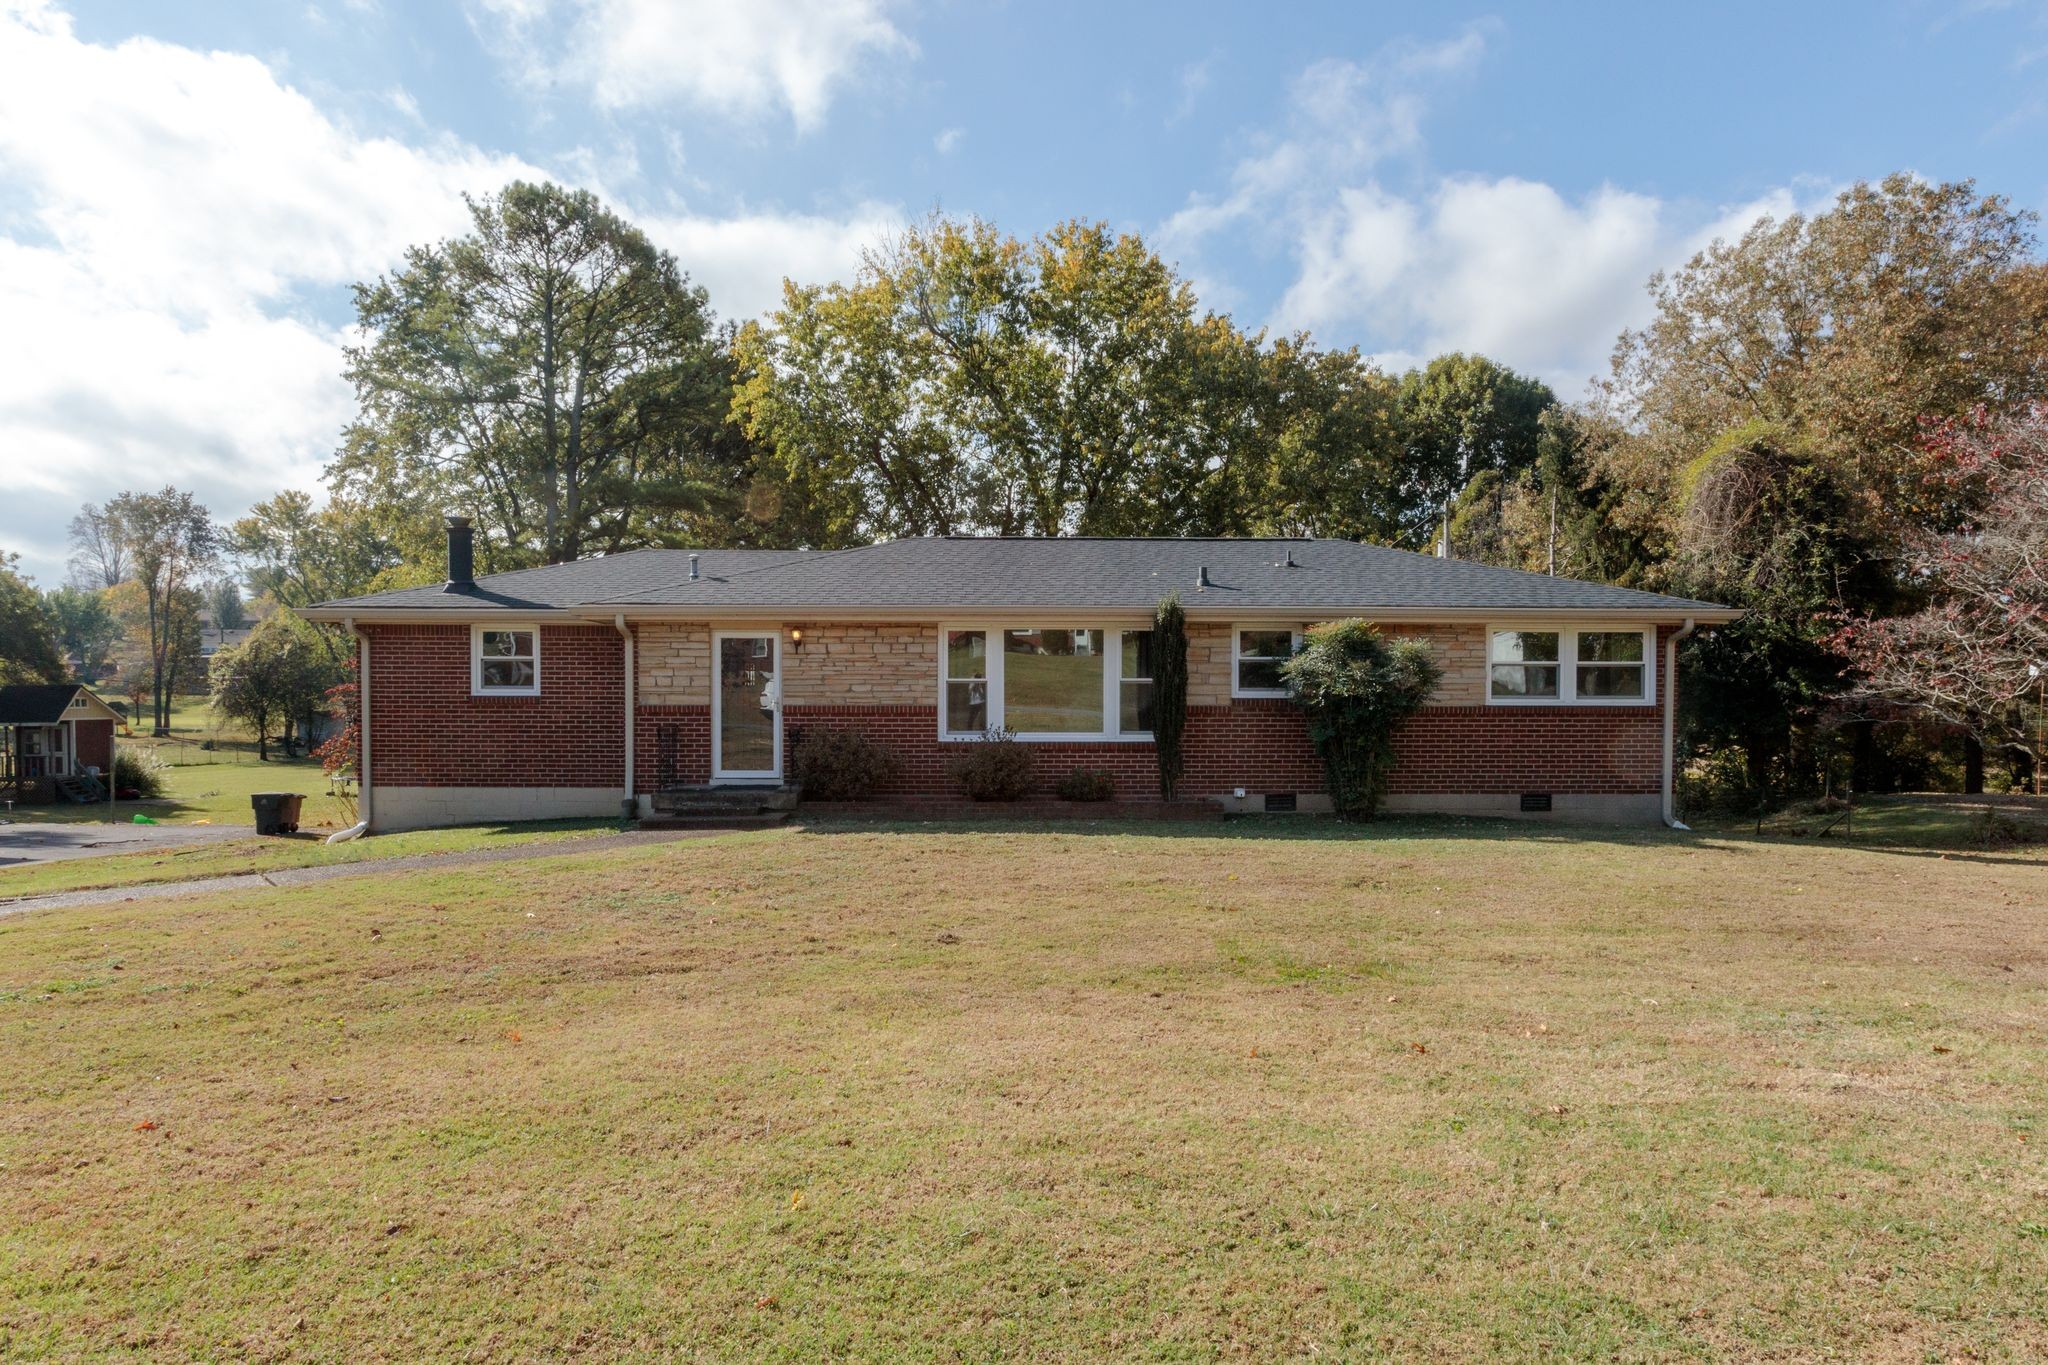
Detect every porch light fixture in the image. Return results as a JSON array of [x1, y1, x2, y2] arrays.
[[789, 628, 805, 654]]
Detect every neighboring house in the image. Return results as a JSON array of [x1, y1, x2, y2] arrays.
[[298, 518, 1740, 832], [0, 683, 120, 803], [198, 612, 253, 659]]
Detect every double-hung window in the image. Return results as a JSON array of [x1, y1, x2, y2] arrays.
[[940, 626, 1155, 740], [473, 624, 540, 695], [1233, 628, 1299, 697], [1486, 627, 1651, 705]]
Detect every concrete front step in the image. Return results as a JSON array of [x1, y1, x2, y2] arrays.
[[638, 810, 793, 831], [648, 784, 802, 817]]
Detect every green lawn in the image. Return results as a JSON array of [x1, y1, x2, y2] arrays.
[[16, 757, 342, 829], [1693, 791, 2048, 850], [1, 817, 2043, 1359]]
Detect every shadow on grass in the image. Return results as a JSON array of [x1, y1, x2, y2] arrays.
[[795, 811, 1701, 853], [796, 801, 2048, 868]]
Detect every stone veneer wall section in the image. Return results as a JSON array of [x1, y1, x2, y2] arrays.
[[781, 623, 936, 704], [637, 623, 711, 706]]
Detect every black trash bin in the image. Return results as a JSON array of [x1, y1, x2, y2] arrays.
[[251, 791, 306, 836]]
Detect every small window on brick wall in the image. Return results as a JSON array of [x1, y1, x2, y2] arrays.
[[473, 625, 540, 696], [1233, 627, 1300, 698]]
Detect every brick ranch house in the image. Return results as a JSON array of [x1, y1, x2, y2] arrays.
[[298, 519, 1739, 831]]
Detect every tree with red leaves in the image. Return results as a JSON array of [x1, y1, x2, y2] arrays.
[[1839, 405, 2048, 787]]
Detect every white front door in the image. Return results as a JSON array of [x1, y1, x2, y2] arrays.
[[712, 632, 781, 782]]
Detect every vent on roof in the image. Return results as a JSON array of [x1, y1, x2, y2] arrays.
[[688, 553, 700, 581], [1279, 547, 1298, 568], [1197, 565, 1211, 590]]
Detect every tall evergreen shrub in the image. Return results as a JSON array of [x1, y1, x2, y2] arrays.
[[1152, 594, 1189, 799], [1282, 621, 1441, 820]]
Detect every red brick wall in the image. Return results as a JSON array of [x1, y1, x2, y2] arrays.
[[367, 624, 624, 789], [635, 705, 711, 792], [365, 620, 1676, 801], [1385, 707, 1662, 795], [74, 719, 113, 773], [771, 695, 1663, 800]]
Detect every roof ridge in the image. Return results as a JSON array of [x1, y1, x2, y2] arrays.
[[591, 542, 869, 602]]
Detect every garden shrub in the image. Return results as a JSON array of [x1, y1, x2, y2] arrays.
[[114, 748, 167, 799], [1054, 767, 1115, 802], [1281, 621, 1440, 820], [950, 727, 1035, 801], [792, 727, 903, 800]]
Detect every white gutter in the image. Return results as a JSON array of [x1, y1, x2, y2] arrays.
[[612, 614, 635, 813], [350, 617, 373, 832], [299, 604, 1745, 628], [1662, 617, 1698, 829]]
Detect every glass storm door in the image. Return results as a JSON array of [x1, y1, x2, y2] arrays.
[[713, 632, 781, 781]]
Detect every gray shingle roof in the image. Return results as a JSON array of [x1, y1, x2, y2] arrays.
[[307, 548, 813, 612], [0, 684, 85, 725], [308, 537, 1732, 617]]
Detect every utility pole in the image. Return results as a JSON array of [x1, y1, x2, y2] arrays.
[[1548, 487, 1558, 576]]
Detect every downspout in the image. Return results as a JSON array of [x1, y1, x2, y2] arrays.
[[1662, 618, 1698, 829], [613, 614, 635, 818], [326, 617, 372, 843]]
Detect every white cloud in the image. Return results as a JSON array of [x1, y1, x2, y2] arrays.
[[934, 127, 964, 155], [1169, 59, 1212, 125], [1163, 25, 1492, 255], [1169, 29, 1806, 394], [468, 0, 914, 132], [0, 3, 900, 582], [642, 202, 905, 321]]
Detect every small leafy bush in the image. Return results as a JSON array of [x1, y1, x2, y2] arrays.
[[1054, 767, 1115, 802], [114, 748, 167, 799], [950, 727, 1034, 801], [792, 727, 902, 800], [1281, 621, 1441, 820]]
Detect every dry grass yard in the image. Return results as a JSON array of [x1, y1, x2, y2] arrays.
[[1, 817, 2044, 1361]]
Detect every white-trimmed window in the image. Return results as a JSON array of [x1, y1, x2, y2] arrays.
[[473, 624, 540, 695], [1486, 627, 1652, 705], [939, 625, 1155, 740], [1232, 627, 1300, 698]]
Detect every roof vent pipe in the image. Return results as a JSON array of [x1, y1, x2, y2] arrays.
[[1283, 547, 1298, 568], [442, 515, 474, 593], [688, 553, 701, 581], [1197, 565, 1211, 590]]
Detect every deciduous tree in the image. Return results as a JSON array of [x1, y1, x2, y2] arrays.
[[89, 489, 217, 733], [39, 585, 122, 681], [0, 553, 64, 685], [333, 181, 736, 567], [209, 613, 344, 761], [1840, 405, 2048, 778]]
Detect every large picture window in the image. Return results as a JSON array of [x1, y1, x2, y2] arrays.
[[1486, 627, 1652, 705], [939, 625, 1154, 740], [472, 625, 540, 695]]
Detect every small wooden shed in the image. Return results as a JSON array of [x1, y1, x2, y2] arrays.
[[0, 683, 121, 803]]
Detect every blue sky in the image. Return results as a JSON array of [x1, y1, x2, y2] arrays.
[[3, 0, 2045, 585]]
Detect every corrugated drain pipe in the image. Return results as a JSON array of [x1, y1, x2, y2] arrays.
[[1661, 617, 1698, 830]]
